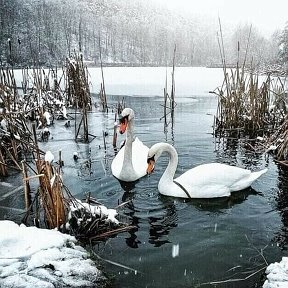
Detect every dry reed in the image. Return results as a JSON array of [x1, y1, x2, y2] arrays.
[[213, 69, 272, 137], [66, 53, 93, 142], [0, 63, 133, 242], [0, 67, 43, 176], [161, 45, 177, 130], [213, 20, 286, 138], [34, 158, 66, 229]]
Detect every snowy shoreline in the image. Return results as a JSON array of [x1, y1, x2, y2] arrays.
[[0, 220, 106, 288], [263, 257, 288, 288]]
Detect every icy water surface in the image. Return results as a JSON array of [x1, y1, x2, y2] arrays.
[[1, 67, 288, 287]]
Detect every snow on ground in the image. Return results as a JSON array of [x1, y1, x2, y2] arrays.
[[0, 220, 104, 288], [263, 257, 288, 288]]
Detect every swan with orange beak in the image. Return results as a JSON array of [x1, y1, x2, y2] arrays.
[[111, 108, 149, 182], [147, 142, 268, 198]]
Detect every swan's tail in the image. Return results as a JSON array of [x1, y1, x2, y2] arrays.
[[250, 168, 268, 181], [245, 168, 268, 187], [231, 168, 268, 192]]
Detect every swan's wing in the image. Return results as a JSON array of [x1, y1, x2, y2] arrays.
[[111, 137, 149, 179], [230, 168, 267, 191], [175, 163, 251, 198], [132, 137, 149, 176], [111, 146, 125, 177]]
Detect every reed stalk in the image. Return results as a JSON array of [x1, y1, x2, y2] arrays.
[[22, 160, 31, 211], [98, 37, 108, 112], [0, 150, 8, 176], [66, 53, 92, 142], [213, 69, 272, 137], [161, 47, 177, 129], [36, 158, 66, 229]]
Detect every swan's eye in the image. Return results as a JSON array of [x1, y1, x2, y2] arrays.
[[119, 115, 129, 124]]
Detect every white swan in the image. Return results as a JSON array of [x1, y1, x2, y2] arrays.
[[111, 108, 149, 182], [146, 142, 268, 198]]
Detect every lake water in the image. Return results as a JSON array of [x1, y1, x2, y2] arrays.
[[2, 67, 288, 287]]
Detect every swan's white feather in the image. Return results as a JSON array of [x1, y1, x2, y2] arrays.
[[111, 137, 149, 181], [111, 108, 149, 182], [175, 163, 267, 198]]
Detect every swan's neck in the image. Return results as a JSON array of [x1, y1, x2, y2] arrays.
[[157, 144, 191, 198], [159, 144, 178, 185], [121, 119, 135, 177], [123, 119, 134, 161]]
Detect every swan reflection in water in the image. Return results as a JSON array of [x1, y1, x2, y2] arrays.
[[122, 190, 178, 248], [119, 181, 260, 248], [187, 186, 262, 212], [148, 201, 178, 247]]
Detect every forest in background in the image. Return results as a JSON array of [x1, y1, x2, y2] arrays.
[[0, 0, 288, 68]]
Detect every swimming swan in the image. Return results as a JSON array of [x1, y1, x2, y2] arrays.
[[111, 108, 149, 182], [146, 142, 268, 198]]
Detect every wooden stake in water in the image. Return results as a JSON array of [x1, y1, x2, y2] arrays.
[[113, 112, 118, 147], [58, 150, 63, 168], [102, 130, 107, 150]]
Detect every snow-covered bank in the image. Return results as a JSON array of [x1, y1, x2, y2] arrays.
[[263, 257, 288, 288], [0, 220, 105, 288]]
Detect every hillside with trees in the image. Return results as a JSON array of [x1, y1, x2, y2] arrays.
[[0, 0, 287, 69]]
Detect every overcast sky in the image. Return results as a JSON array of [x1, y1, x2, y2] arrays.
[[151, 0, 288, 37]]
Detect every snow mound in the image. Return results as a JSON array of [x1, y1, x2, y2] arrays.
[[263, 257, 288, 288], [0, 220, 104, 288]]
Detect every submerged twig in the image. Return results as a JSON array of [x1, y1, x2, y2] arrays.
[[197, 266, 266, 287], [91, 251, 141, 274]]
